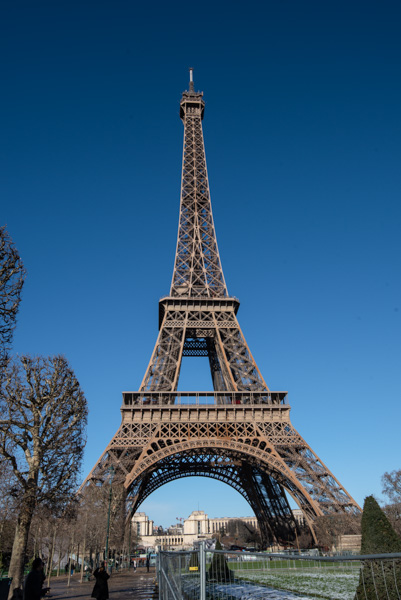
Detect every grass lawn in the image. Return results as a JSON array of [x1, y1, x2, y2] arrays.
[[236, 569, 359, 600]]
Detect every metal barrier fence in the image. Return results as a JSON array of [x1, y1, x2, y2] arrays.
[[158, 545, 401, 600]]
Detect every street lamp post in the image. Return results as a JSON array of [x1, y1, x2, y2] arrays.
[[105, 465, 115, 568], [128, 518, 132, 569]]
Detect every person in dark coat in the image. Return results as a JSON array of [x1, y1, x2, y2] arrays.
[[91, 563, 109, 600], [24, 558, 50, 600]]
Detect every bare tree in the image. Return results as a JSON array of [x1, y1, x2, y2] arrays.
[[0, 226, 25, 367], [0, 355, 87, 594], [221, 519, 261, 548], [313, 513, 361, 550], [74, 485, 109, 567], [297, 526, 313, 549], [76, 481, 128, 568], [382, 469, 401, 537], [382, 470, 401, 504], [383, 503, 401, 538], [0, 462, 19, 563]]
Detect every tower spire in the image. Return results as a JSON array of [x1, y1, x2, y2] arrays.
[[189, 67, 194, 92]]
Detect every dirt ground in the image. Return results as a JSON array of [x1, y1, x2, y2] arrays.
[[45, 567, 157, 600]]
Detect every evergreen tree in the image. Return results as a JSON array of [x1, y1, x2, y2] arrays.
[[360, 495, 401, 554], [209, 540, 231, 583], [354, 495, 401, 599]]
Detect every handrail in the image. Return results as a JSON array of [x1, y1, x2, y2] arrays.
[[122, 390, 288, 407]]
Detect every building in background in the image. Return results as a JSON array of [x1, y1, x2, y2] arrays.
[[132, 512, 154, 538], [132, 510, 258, 550], [132, 508, 361, 552]]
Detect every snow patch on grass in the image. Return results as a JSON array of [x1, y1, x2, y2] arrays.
[[238, 569, 359, 600]]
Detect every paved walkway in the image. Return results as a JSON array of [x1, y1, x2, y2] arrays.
[[46, 568, 157, 600]]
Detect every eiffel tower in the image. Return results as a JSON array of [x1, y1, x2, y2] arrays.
[[82, 70, 360, 546]]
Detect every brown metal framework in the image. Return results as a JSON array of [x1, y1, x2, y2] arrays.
[[81, 71, 360, 547]]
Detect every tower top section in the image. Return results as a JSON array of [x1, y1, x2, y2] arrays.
[[170, 70, 228, 299], [180, 68, 205, 121]]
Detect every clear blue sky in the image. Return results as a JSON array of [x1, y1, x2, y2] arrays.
[[2, 1, 400, 528]]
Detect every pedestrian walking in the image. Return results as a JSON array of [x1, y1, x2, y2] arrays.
[[91, 562, 110, 600], [146, 556, 150, 572], [24, 558, 50, 600]]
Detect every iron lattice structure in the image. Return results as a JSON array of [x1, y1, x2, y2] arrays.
[[81, 72, 360, 546]]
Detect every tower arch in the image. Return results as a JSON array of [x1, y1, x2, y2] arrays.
[[126, 443, 320, 546]]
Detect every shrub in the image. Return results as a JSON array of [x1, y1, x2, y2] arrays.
[[354, 495, 401, 599]]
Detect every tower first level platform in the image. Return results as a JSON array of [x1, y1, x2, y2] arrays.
[[89, 389, 360, 547]]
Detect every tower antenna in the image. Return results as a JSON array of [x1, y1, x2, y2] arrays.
[[189, 67, 194, 92]]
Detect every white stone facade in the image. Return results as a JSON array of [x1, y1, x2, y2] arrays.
[[132, 511, 154, 537], [132, 510, 258, 550], [131, 509, 361, 552]]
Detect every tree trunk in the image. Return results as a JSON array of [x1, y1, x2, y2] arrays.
[[8, 490, 36, 597], [67, 532, 74, 588], [57, 543, 61, 577], [80, 522, 87, 583], [47, 527, 57, 588], [0, 520, 4, 555]]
